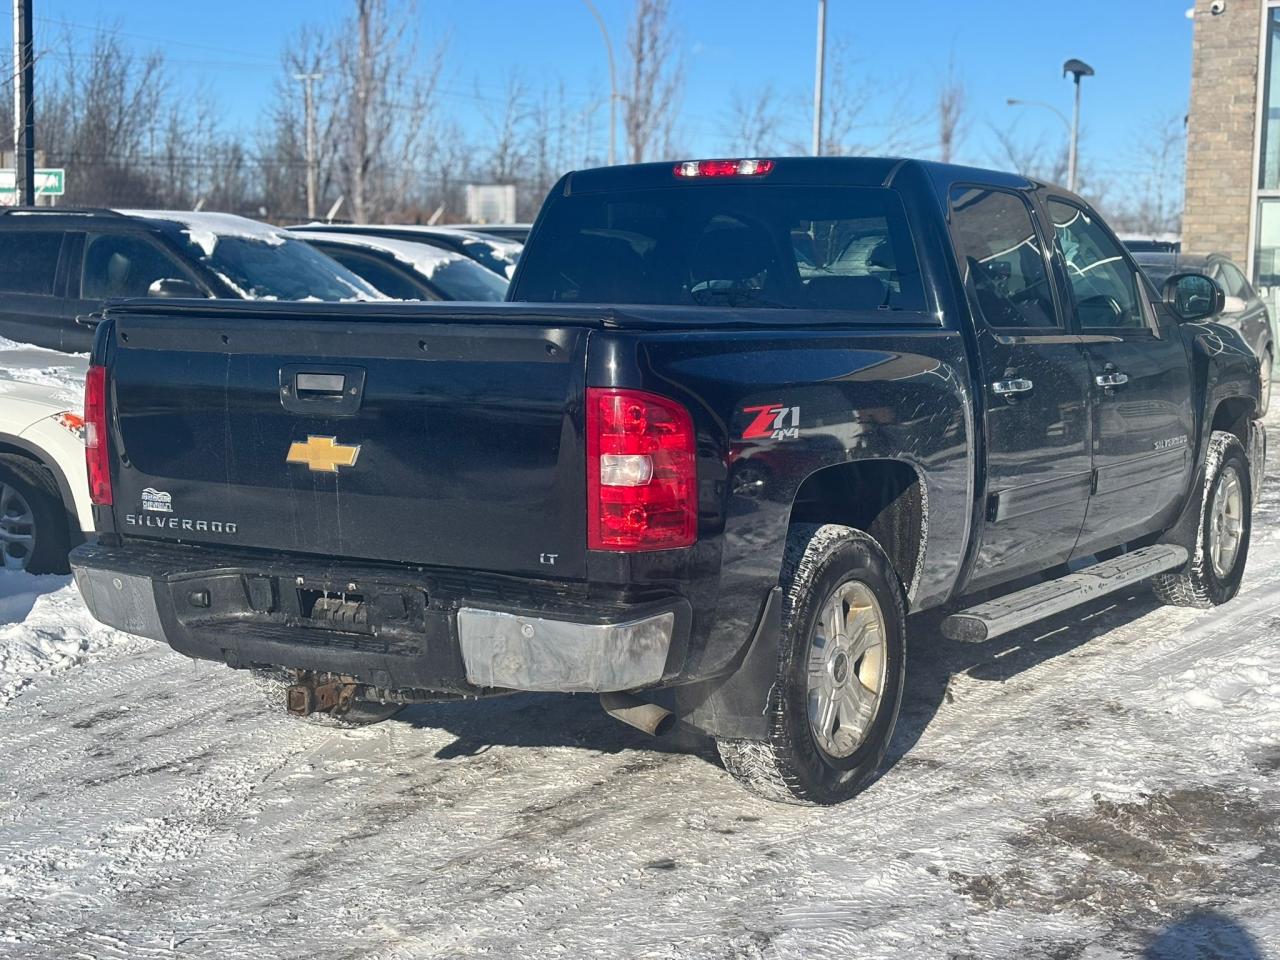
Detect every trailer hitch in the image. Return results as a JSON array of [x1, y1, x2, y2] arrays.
[[285, 673, 360, 717]]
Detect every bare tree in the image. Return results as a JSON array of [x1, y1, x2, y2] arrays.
[[482, 72, 531, 184], [799, 41, 925, 157], [331, 0, 443, 222], [936, 55, 966, 163], [1114, 114, 1185, 235], [724, 84, 782, 156], [989, 121, 1068, 184], [623, 0, 682, 163]]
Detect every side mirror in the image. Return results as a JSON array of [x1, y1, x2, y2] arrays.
[[1162, 272, 1225, 322], [147, 277, 205, 298]]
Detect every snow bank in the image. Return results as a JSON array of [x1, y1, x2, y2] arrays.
[[0, 574, 139, 706], [0, 337, 88, 407]]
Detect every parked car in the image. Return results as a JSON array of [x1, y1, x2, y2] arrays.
[[71, 157, 1263, 806], [291, 231, 508, 301], [296, 223, 521, 278], [0, 208, 380, 352], [1135, 251, 1273, 411], [457, 223, 532, 244], [0, 340, 91, 573], [1121, 237, 1181, 254]]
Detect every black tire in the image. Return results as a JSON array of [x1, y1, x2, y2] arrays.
[[717, 523, 906, 805], [0, 453, 71, 575], [249, 668, 403, 728], [1152, 430, 1251, 609]]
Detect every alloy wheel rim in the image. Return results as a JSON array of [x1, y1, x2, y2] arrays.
[[805, 580, 887, 760], [0, 483, 36, 571], [1208, 465, 1244, 579]]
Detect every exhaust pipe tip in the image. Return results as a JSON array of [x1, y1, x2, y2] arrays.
[[600, 692, 676, 737]]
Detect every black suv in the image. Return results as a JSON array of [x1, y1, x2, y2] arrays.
[[0, 207, 377, 352]]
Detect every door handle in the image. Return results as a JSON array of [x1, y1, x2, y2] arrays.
[[991, 378, 1034, 396], [75, 312, 104, 328], [1095, 372, 1130, 388]]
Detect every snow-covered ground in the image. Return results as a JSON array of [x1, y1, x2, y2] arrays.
[[1, 420, 1279, 959]]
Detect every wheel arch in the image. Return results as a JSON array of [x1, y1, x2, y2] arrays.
[[787, 458, 926, 609], [0, 434, 85, 546]]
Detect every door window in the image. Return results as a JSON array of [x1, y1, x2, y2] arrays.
[[1047, 200, 1145, 330], [80, 233, 196, 299], [325, 249, 432, 300], [948, 186, 1058, 329], [0, 231, 63, 295], [1217, 261, 1251, 300]]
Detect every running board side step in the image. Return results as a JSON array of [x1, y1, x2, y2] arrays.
[[941, 544, 1188, 643]]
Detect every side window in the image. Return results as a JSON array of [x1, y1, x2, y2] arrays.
[[325, 249, 431, 301], [1046, 200, 1145, 330], [81, 233, 196, 300], [948, 186, 1058, 329], [0, 230, 63, 295], [1218, 261, 1250, 300]]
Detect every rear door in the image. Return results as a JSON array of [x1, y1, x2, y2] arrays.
[[1043, 197, 1195, 557], [0, 227, 80, 351], [948, 184, 1093, 590]]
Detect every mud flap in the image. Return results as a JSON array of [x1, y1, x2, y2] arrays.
[[669, 588, 782, 740], [1249, 418, 1266, 500]]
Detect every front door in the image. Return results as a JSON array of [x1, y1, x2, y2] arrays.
[[1044, 198, 1195, 557], [949, 185, 1093, 591]]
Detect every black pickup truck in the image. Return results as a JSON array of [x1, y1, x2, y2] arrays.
[[70, 158, 1264, 805]]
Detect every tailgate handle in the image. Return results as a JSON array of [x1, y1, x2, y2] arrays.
[[280, 365, 366, 416], [296, 373, 347, 395]]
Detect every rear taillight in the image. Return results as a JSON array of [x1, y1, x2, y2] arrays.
[[586, 387, 696, 551], [85, 364, 112, 506]]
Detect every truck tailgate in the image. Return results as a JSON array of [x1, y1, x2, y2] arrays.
[[106, 307, 592, 579]]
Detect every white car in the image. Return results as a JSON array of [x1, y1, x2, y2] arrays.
[[0, 339, 91, 573]]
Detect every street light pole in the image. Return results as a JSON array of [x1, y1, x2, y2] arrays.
[[1062, 59, 1094, 193], [812, 0, 827, 156], [582, 0, 618, 166], [293, 72, 323, 220], [12, 0, 34, 206]]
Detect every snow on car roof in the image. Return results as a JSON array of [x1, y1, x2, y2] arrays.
[[117, 209, 289, 257], [291, 230, 465, 280]]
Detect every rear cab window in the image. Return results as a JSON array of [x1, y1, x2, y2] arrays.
[[512, 184, 927, 313]]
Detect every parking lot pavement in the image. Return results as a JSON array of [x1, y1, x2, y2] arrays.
[[1, 414, 1278, 959]]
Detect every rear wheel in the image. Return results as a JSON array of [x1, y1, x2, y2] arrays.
[[1152, 431, 1251, 608], [249, 668, 403, 728], [0, 454, 70, 575], [717, 524, 906, 805]]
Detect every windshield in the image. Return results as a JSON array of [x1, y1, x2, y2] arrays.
[[171, 230, 379, 301], [430, 258, 509, 301], [512, 185, 926, 312]]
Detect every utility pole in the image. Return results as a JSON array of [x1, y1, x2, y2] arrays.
[[294, 72, 323, 220], [812, 0, 827, 157], [1063, 58, 1094, 194], [582, 0, 618, 166], [12, 0, 34, 206]]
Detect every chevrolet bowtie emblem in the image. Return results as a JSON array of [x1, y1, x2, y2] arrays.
[[286, 435, 362, 473]]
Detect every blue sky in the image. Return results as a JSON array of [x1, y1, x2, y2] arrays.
[[41, 0, 1194, 179]]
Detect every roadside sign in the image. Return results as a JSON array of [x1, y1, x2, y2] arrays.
[[0, 168, 65, 196]]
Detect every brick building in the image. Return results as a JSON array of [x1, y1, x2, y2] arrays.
[[1183, 0, 1280, 290]]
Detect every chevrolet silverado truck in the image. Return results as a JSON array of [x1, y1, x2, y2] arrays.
[[69, 158, 1264, 805]]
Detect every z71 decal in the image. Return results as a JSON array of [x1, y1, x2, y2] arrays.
[[742, 403, 801, 441]]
